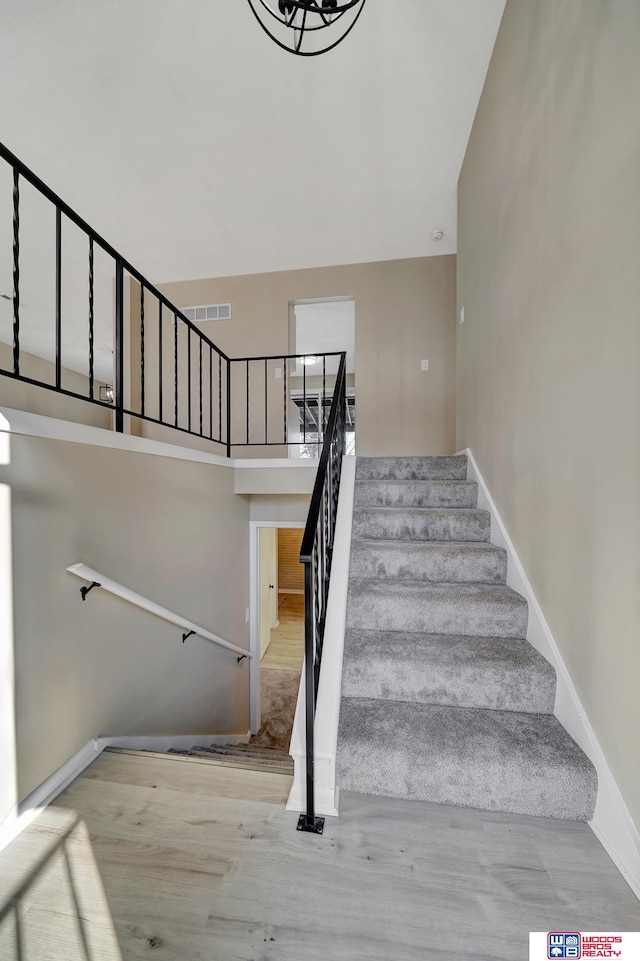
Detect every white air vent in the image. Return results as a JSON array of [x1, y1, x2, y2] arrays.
[[182, 303, 232, 322]]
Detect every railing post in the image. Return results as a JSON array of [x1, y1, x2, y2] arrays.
[[114, 258, 124, 433], [226, 358, 232, 457], [55, 206, 62, 390], [12, 167, 20, 376], [297, 557, 324, 835]]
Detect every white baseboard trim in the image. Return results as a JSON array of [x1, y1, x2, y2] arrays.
[[96, 732, 251, 753], [0, 730, 252, 856], [461, 446, 640, 901], [0, 739, 102, 856]]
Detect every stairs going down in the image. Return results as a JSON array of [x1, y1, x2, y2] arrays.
[[337, 455, 598, 821], [168, 742, 293, 775]]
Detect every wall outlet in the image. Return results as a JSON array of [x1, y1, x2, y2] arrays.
[[421, 359, 429, 371], [275, 367, 282, 379], [459, 306, 465, 325]]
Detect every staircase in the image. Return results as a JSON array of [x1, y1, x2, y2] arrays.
[[168, 743, 293, 774], [336, 455, 598, 820]]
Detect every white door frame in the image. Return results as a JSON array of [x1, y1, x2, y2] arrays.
[[249, 520, 305, 735]]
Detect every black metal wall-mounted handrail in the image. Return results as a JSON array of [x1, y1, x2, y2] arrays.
[[297, 352, 346, 834]]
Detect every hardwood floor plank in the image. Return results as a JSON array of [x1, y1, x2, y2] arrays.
[[262, 594, 304, 672], [83, 750, 292, 804], [0, 754, 637, 961]]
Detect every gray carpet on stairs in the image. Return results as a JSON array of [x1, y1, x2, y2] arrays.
[[342, 630, 556, 713], [349, 540, 508, 583], [336, 455, 597, 821], [338, 698, 596, 820]]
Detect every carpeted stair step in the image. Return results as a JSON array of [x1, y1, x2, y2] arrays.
[[349, 540, 507, 584], [337, 698, 597, 820], [189, 747, 293, 773], [347, 580, 528, 638], [222, 745, 292, 762], [353, 507, 491, 542], [193, 744, 290, 762], [356, 455, 468, 481], [341, 630, 556, 713], [354, 480, 478, 509]]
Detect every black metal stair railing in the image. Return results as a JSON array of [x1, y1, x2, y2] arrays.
[[0, 143, 350, 459], [1, 144, 350, 836], [297, 352, 346, 834], [0, 141, 233, 450]]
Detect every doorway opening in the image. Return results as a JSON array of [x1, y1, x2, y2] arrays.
[[250, 524, 305, 753], [288, 297, 356, 457]]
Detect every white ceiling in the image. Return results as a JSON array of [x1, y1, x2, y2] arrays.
[[0, 0, 505, 286]]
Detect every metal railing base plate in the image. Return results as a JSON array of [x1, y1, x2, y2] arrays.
[[297, 814, 325, 834]]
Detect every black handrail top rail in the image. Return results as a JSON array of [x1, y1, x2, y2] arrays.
[[299, 352, 346, 564], [0, 141, 230, 363], [232, 351, 345, 363]]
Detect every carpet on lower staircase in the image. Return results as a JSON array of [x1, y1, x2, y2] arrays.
[[167, 666, 298, 775], [336, 454, 597, 821]]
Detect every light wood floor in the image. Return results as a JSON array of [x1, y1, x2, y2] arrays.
[[0, 750, 638, 960], [261, 593, 304, 673]]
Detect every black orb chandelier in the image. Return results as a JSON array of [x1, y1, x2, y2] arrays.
[[246, 0, 367, 56]]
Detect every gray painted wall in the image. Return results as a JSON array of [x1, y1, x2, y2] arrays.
[[457, 0, 640, 826], [0, 432, 250, 809], [158, 256, 457, 458]]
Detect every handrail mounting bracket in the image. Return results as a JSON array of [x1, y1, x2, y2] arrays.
[[80, 580, 101, 601]]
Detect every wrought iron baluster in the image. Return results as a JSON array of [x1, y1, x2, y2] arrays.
[[12, 168, 20, 375], [187, 328, 192, 432], [246, 358, 250, 445], [114, 259, 124, 432], [322, 355, 326, 450], [218, 353, 222, 442], [209, 348, 213, 440], [264, 358, 268, 445], [303, 359, 306, 445], [88, 237, 94, 398], [174, 314, 179, 428], [199, 337, 203, 435], [226, 358, 231, 456], [55, 207, 62, 389], [140, 282, 145, 416], [158, 301, 163, 421], [283, 358, 287, 445]]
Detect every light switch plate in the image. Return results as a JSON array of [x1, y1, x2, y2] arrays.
[[275, 367, 282, 379], [421, 359, 429, 371]]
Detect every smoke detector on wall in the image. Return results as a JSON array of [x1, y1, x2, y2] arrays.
[[431, 230, 443, 242]]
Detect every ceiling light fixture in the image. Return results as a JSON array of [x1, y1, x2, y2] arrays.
[[246, 0, 367, 57], [300, 355, 318, 365]]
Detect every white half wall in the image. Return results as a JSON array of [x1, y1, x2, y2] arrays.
[[287, 455, 356, 818]]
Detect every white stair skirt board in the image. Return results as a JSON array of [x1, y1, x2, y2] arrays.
[[460, 447, 640, 900], [287, 455, 356, 818]]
